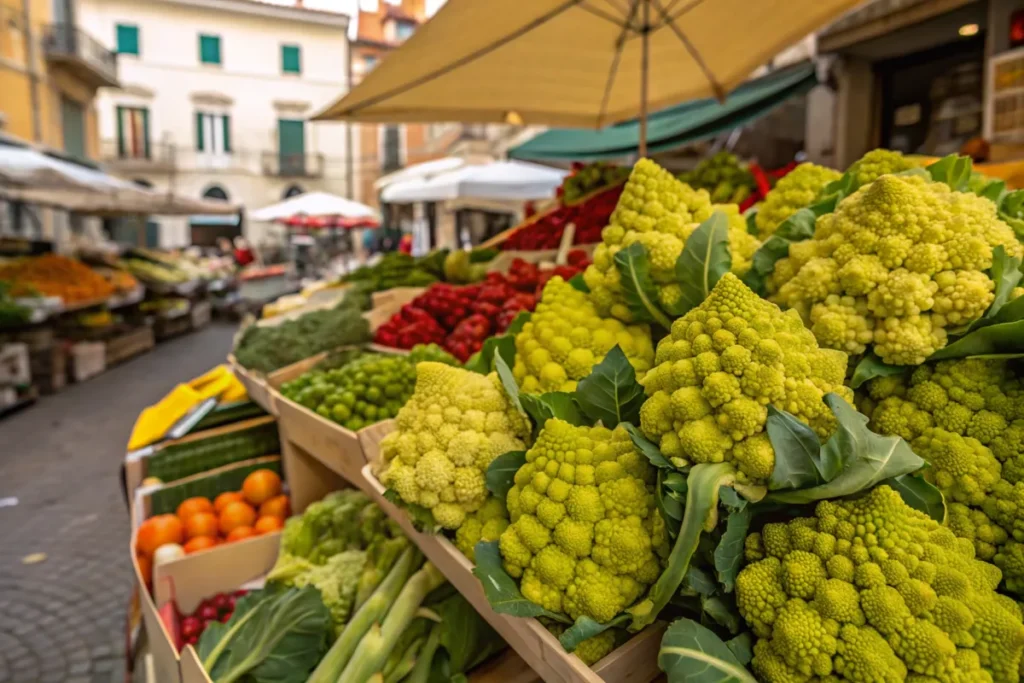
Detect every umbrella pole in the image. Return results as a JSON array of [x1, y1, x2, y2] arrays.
[[639, 0, 650, 157]]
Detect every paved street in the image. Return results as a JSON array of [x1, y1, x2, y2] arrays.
[[0, 322, 237, 683]]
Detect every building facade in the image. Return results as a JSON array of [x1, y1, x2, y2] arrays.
[[77, 0, 352, 248]]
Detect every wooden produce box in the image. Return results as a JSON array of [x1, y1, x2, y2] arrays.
[[105, 325, 155, 367], [189, 300, 212, 330], [124, 415, 280, 505], [370, 286, 426, 312], [227, 353, 273, 414], [155, 314, 192, 341], [69, 341, 106, 382], [29, 344, 65, 395], [358, 463, 664, 683]]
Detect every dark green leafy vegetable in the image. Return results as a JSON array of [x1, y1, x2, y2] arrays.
[[613, 242, 672, 329], [574, 345, 645, 427], [666, 212, 732, 317], [658, 618, 757, 683]]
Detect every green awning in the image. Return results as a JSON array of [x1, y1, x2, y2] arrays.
[[508, 62, 817, 162]]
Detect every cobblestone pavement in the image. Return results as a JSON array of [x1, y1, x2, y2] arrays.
[[0, 322, 238, 683]]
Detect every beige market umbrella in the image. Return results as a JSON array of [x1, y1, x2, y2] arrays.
[[316, 0, 861, 154]]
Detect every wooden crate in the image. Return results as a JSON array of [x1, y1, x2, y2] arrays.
[[227, 354, 273, 414], [155, 315, 192, 341], [370, 286, 426, 312], [105, 326, 155, 367], [358, 463, 665, 683]]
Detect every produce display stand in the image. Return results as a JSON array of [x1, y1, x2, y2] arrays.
[[359, 464, 664, 683], [226, 354, 274, 414], [105, 325, 156, 367]]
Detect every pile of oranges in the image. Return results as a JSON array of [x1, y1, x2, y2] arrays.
[[135, 469, 289, 584]]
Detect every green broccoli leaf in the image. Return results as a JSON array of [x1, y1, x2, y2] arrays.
[[849, 352, 908, 389], [568, 273, 590, 293], [471, 541, 569, 623], [928, 319, 1024, 360], [656, 469, 686, 538], [574, 345, 646, 428], [742, 194, 835, 295], [504, 311, 532, 335], [979, 178, 1008, 204], [464, 334, 516, 375], [701, 595, 742, 634], [625, 423, 674, 469], [658, 618, 757, 683], [558, 614, 628, 653], [744, 209, 759, 236], [725, 633, 754, 666], [519, 392, 583, 428], [684, 566, 719, 597], [765, 395, 925, 505], [926, 154, 973, 191], [613, 242, 672, 329], [493, 353, 523, 415], [382, 489, 437, 532], [485, 451, 526, 500], [765, 406, 824, 490], [668, 212, 732, 316], [985, 245, 1023, 320], [713, 507, 751, 593], [432, 593, 504, 673], [884, 472, 946, 523]]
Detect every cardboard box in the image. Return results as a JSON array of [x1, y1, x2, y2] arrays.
[[357, 463, 664, 683]]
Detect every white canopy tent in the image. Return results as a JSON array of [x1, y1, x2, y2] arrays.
[[373, 156, 468, 191], [381, 160, 567, 203], [250, 191, 380, 222]]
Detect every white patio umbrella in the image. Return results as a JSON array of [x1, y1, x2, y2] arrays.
[[381, 160, 568, 203], [250, 191, 380, 222]]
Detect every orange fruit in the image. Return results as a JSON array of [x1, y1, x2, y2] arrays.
[[136, 553, 152, 586], [242, 470, 282, 506], [226, 526, 256, 543], [219, 501, 257, 535], [183, 536, 218, 554], [214, 491, 245, 514], [259, 495, 291, 520], [176, 497, 213, 522], [254, 516, 284, 535], [136, 515, 185, 557], [184, 512, 219, 540]]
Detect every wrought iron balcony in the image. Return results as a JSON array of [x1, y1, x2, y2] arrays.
[[261, 151, 324, 178], [43, 24, 118, 89]]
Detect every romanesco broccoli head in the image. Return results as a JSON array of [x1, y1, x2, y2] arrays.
[[638, 272, 852, 483], [512, 276, 654, 393], [454, 496, 509, 562], [498, 419, 668, 624], [755, 162, 842, 237], [377, 362, 529, 530], [846, 148, 922, 187], [735, 485, 1024, 683], [582, 158, 760, 322], [862, 358, 1024, 590], [769, 173, 1023, 365]]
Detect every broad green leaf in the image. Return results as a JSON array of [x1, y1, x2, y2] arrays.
[[629, 463, 738, 632], [485, 451, 526, 500], [471, 542, 569, 622], [657, 470, 685, 538], [926, 154, 973, 191], [885, 472, 946, 523], [669, 212, 732, 316], [766, 395, 925, 505], [928, 319, 1024, 360], [663, 471, 689, 493], [432, 593, 504, 673], [817, 169, 858, 202], [568, 273, 590, 293], [505, 311, 532, 335], [980, 178, 1008, 204], [725, 633, 754, 666], [713, 507, 751, 593], [519, 392, 583, 428], [718, 487, 747, 512], [683, 566, 719, 597], [464, 334, 515, 375], [850, 352, 908, 389], [559, 614, 628, 653], [986, 245, 1023, 319], [742, 197, 832, 295], [383, 489, 437, 531], [625, 423, 674, 469], [701, 596, 742, 634], [766, 406, 823, 491], [744, 209, 759, 236], [493, 353, 522, 414], [658, 618, 758, 683], [574, 345, 646, 427], [614, 242, 672, 329], [1001, 189, 1024, 217]]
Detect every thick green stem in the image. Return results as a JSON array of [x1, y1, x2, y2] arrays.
[[383, 635, 424, 683], [404, 624, 441, 683], [336, 625, 386, 683], [337, 564, 446, 683], [306, 547, 420, 683]]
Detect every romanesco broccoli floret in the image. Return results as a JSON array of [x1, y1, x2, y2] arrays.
[[638, 272, 852, 483], [377, 362, 530, 530], [512, 276, 654, 393], [755, 163, 842, 237], [862, 358, 1024, 589], [454, 496, 509, 562], [268, 549, 367, 635], [498, 419, 668, 624], [543, 621, 616, 665], [735, 485, 1024, 683], [769, 173, 1023, 365], [846, 148, 922, 187], [582, 158, 760, 322]]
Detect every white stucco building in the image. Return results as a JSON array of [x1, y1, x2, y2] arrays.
[[77, 0, 354, 248]]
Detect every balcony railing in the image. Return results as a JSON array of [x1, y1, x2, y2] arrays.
[[43, 23, 118, 88], [100, 140, 177, 172], [261, 151, 324, 178]]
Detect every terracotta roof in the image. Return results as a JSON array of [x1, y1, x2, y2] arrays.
[[356, 9, 385, 42]]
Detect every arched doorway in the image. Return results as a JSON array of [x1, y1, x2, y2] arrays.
[[190, 185, 240, 247], [283, 184, 304, 199]]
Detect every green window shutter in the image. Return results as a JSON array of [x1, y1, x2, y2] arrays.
[[142, 108, 150, 158], [199, 34, 221, 65], [222, 115, 231, 153], [196, 112, 205, 151], [116, 106, 125, 156], [281, 45, 300, 74], [116, 24, 139, 55]]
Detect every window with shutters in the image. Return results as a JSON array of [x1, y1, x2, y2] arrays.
[[199, 34, 221, 65], [60, 96, 86, 160], [381, 125, 402, 173], [116, 106, 150, 159], [116, 24, 139, 55], [281, 45, 301, 74], [277, 119, 306, 175], [195, 111, 231, 155]]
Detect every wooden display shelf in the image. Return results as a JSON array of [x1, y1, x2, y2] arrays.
[[358, 463, 664, 683], [106, 326, 155, 367], [227, 354, 273, 414]]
